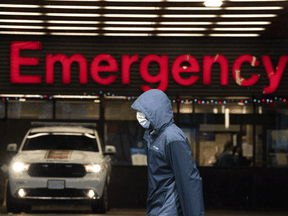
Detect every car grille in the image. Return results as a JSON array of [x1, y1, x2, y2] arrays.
[[25, 188, 90, 198], [27, 163, 86, 178]]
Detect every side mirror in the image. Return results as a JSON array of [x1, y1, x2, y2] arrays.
[[104, 145, 116, 156], [7, 143, 18, 152]]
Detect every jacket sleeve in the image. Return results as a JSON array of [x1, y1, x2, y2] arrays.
[[165, 140, 204, 216]]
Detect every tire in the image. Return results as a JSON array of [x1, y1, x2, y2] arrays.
[[6, 181, 31, 214], [91, 183, 109, 214]]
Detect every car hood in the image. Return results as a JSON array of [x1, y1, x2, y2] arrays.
[[12, 150, 104, 164]]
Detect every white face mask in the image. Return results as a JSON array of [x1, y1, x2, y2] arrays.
[[136, 111, 151, 129]]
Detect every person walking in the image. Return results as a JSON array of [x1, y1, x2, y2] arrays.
[[131, 89, 204, 216]]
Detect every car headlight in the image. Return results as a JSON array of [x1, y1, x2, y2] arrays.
[[84, 164, 104, 173], [12, 162, 30, 172]]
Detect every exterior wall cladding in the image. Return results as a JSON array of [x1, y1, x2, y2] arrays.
[[1, 35, 288, 97]]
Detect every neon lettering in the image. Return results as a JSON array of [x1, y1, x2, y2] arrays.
[[139, 54, 168, 92], [262, 55, 288, 94], [90, 54, 118, 85], [203, 55, 229, 85], [232, 55, 260, 86], [46, 54, 87, 84], [10, 41, 42, 83], [9, 41, 288, 94], [122, 55, 139, 84], [171, 55, 199, 86]]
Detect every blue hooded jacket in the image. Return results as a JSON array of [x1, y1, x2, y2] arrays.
[[131, 89, 204, 216]]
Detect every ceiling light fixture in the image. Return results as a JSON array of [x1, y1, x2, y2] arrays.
[[104, 14, 158, 18], [44, 5, 100, 9], [0, 4, 39, 8], [46, 0, 101, 1], [229, 0, 286, 2], [220, 14, 277, 18], [47, 20, 99, 24], [204, 0, 223, 7], [50, 32, 99, 36], [0, 25, 44, 29], [225, 7, 283, 10], [104, 27, 154, 31], [209, 33, 260, 37], [163, 14, 216, 18], [46, 13, 100, 17], [0, 31, 45, 35], [160, 22, 213, 25], [167, 0, 205, 2], [165, 7, 221, 10], [157, 27, 206, 31], [216, 21, 271, 25], [213, 27, 265, 31], [48, 26, 98, 30], [104, 6, 160, 10], [104, 21, 153, 25], [103, 33, 150, 36], [0, 12, 42, 16], [156, 33, 204, 36], [105, 0, 161, 1], [0, 19, 43, 23]]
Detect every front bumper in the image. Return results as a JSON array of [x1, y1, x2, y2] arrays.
[[9, 171, 107, 201]]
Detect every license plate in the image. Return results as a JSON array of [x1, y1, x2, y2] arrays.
[[48, 180, 65, 189]]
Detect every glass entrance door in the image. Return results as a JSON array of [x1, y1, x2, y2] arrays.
[[179, 96, 255, 167]]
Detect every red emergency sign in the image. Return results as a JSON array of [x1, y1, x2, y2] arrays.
[[10, 41, 288, 94]]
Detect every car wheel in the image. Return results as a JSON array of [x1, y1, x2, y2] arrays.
[[91, 183, 109, 214], [6, 181, 31, 214]]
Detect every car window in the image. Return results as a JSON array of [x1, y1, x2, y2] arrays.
[[22, 132, 99, 152]]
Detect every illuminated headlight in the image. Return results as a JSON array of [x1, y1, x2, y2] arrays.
[[88, 190, 95, 198], [84, 164, 104, 173], [18, 189, 26, 197], [12, 162, 30, 172]]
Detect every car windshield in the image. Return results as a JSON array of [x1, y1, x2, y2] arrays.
[[21, 132, 99, 152]]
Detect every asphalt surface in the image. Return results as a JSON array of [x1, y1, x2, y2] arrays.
[[1, 205, 288, 216]]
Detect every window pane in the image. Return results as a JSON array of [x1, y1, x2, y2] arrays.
[[8, 100, 53, 119], [105, 121, 146, 166], [265, 102, 288, 167], [105, 100, 136, 120], [56, 100, 99, 120], [171, 102, 178, 113], [195, 100, 253, 114], [255, 125, 263, 167], [179, 97, 193, 114], [0, 101, 5, 118], [256, 101, 288, 167]]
